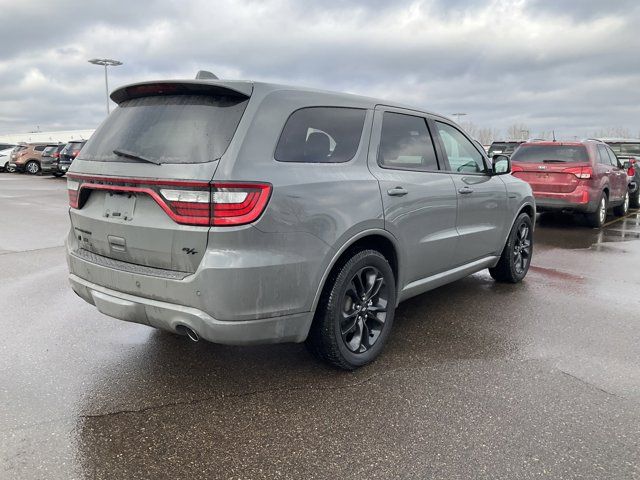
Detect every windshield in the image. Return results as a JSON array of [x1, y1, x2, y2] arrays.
[[607, 143, 640, 156], [510, 144, 588, 163], [80, 94, 249, 164]]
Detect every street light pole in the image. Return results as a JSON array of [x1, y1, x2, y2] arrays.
[[88, 58, 123, 115], [451, 112, 468, 123]]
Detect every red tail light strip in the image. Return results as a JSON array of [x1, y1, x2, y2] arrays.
[[67, 174, 272, 226]]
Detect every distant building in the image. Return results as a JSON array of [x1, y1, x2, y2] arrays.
[[0, 129, 95, 144]]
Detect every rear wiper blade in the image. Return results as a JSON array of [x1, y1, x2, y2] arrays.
[[113, 149, 162, 165], [542, 159, 566, 163]]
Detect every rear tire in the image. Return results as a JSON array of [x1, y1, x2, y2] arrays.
[[52, 172, 65, 178], [6, 163, 16, 173], [25, 160, 40, 175], [630, 190, 640, 209], [585, 193, 607, 228], [306, 249, 396, 370], [489, 212, 533, 283], [613, 191, 629, 217]]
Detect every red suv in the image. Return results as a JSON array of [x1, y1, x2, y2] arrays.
[[510, 140, 629, 227]]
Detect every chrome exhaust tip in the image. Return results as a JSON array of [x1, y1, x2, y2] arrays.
[[177, 325, 199, 343]]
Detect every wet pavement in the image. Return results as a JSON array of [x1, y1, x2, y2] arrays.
[[1, 174, 639, 479]]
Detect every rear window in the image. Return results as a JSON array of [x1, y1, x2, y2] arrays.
[[275, 107, 366, 163], [80, 95, 249, 164], [42, 146, 58, 155], [488, 142, 521, 155], [510, 145, 588, 163], [61, 142, 85, 155]]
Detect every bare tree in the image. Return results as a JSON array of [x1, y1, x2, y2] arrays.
[[506, 123, 530, 141], [591, 127, 633, 139]]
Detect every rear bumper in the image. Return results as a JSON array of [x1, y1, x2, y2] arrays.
[[534, 188, 598, 213], [69, 273, 312, 345]]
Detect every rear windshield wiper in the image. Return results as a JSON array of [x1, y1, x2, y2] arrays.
[[113, 149, 162, 165]]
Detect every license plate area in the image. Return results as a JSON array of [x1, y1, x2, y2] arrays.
[[104, 192, 136, 221]]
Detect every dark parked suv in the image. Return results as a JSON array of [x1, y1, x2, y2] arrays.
[[511, 140, 629, 227], [56, 140, 86, 176], [66, 78, 535, 369]]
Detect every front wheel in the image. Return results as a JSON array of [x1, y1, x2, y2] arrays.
[[613, 191, 629, 217], [25, 160, 40, 175], [306, 249, 396, 370], [5, 163, 16, 173], [489, 212, 533, 283]]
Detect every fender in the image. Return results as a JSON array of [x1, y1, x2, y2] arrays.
[[310, 228, 403, 313], [499, 200, 536, 248]]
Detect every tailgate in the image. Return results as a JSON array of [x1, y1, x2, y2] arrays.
[[512, 162, 589, 194], [66, 83, 251, 273]]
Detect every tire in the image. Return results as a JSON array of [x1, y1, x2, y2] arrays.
[[6, 163, 16, 173], [630, 190, 640, 209], [52, 172, 65, 178], [489, 212, 533, 283], [585, 193, 607, 228], [613, 191, 629, 217], [25, 160, 40, 175], [306, 249, 396, 370]]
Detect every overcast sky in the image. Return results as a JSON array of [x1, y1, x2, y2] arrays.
[[1, 0, 639, 139]]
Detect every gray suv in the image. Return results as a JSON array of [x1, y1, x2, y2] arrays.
[[66, 78, 535, 369]]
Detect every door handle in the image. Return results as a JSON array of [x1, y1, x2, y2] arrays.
[[387, 186, 408, 197], [458, 186, 474, 194]]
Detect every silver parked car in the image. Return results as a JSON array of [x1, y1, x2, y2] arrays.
[[66, 78, 535, 369]]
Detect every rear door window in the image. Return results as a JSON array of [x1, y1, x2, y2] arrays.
[[275, 107, 366, 163], [80, 95, 249, 164], [435, 122, 486, 173], [377, 112, 439, 171]]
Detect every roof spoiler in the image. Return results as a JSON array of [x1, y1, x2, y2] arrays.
[[110, 80, 252, 104]]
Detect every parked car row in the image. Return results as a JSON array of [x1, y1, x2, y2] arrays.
[[1, 140, 87, 176]]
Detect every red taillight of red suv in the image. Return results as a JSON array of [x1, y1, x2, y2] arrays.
[[53, 152, 60, 159], [563, 166, 592, 179], [66, 174, 272, 226]]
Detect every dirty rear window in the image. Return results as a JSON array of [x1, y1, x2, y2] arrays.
[[80, 95, 249, 164], [510, 145, 588, 163]]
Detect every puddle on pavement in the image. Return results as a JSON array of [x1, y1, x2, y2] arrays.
[[535, 210, 640, 250]]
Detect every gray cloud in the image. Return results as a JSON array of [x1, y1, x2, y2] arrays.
[[1, 0, 639, 139]]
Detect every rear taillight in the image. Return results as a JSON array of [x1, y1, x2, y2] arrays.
[[563, 166, 592, 179], [628, 166, 635, 177], [67, 179, 80, 208], [53, 152, 60, 159], [210, 183, 271, 226], [67, 175, 272, 226]]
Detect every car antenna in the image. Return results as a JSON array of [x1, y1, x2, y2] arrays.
[[195, 70, 219, 80], [552, 130, 556, 142]]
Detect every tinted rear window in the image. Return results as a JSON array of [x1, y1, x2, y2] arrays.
[[42, 146, 58, 155], [61, 142, 85, 155], [510, 145, 588, 163], [80, 95, 248, 164], [275, 107, 366, 163]]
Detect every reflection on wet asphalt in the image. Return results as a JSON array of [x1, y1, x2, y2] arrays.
[[1, 175, 639, 479]]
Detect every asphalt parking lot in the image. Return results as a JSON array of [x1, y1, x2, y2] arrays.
[[1, 174, 639, 479]]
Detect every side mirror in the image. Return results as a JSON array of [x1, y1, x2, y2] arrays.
[[492, 154, 511, 175]]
